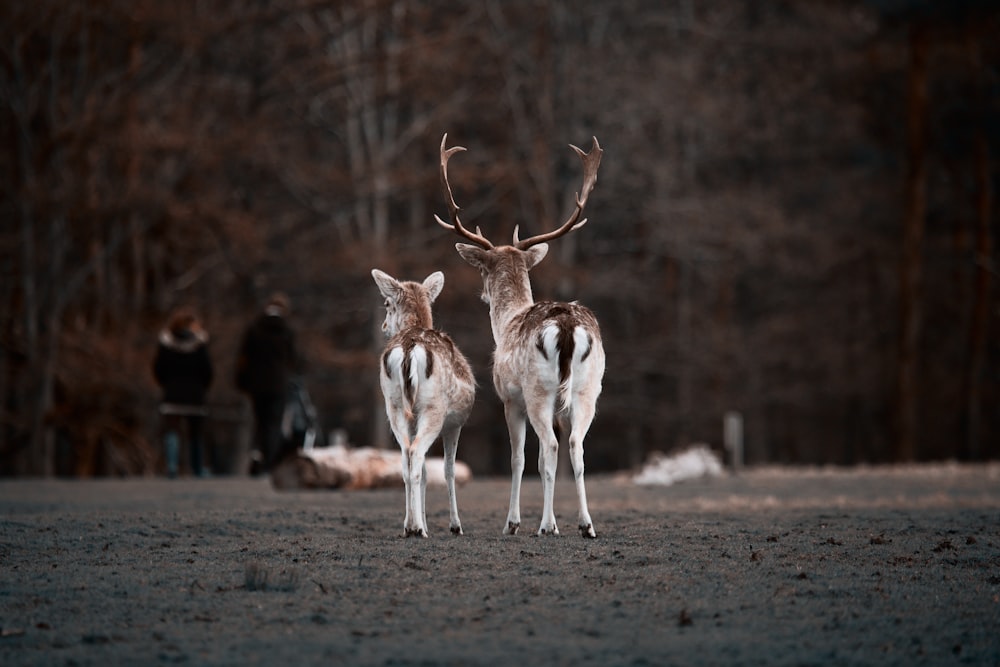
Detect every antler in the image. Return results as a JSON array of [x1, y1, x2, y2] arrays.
[[513, 136, 603, 250], [434, 134, 494, 250]]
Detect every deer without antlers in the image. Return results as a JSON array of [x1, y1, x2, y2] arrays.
[[372, 269, 475, 537], [436, 133, 605, 538]]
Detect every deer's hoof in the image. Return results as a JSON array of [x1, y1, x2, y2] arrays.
[[538, 525, 560, 537], [450, 525, 464, 536], [405, 527, 428, 538], [504, 521, 520, 535], [579, 524, 597, 539]]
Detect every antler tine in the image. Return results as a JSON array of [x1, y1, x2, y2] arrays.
[[513, 136, 603, 250], [434, 133, 494, 250]]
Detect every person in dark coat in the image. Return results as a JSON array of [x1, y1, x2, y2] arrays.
[[235, 292, 300, 474], [153, 308, 214, 477]]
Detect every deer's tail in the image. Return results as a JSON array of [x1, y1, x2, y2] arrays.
[[402, 345, 431, 421], [538, 320, 589, 415], [384, 344, 429, 422]]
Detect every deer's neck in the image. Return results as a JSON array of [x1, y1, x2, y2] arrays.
[[487, 268, 534, 345], [390, 298, 433, 336], [403, 311, 432, 331]]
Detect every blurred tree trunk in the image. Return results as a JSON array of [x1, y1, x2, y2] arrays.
[[895, 22, 929, 463], [676, 257, 693, 446], [962, 37, 993, 461], [126, 22, 146, 320], [11, 34, 55, 474], [335, 0, 407, 448]]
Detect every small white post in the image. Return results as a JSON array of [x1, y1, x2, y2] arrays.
[[724, 411, 744, 473]]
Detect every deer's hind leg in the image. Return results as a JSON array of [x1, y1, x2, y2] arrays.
[[527, 398, 560, 536], [382, 391, 416, 536], [566, 400, 598, 538], [503, 402, 528, 535], [403, 409, 446, 538]]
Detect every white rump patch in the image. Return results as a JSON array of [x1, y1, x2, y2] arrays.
[[384, 347, 405, 378], [573, 327, 590, 361], [539, 323, 560, 361]]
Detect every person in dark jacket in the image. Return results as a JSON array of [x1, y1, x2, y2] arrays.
[[235, 292, 299, 474], [153, 308, 214, 477]]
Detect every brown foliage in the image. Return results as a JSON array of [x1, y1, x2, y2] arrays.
[[1, 1, 998, 474]]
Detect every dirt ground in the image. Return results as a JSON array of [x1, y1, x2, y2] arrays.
[[2, 463, 999, 666]]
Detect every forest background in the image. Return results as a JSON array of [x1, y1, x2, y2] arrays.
[[2, 0, 998, 477]]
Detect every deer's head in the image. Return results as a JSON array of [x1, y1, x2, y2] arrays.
[[371, 269, 444, 336]]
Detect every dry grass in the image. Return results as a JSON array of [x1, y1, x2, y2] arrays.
[[243, 561, 299, 592]]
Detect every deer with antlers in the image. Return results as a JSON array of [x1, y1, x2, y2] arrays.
[[435, 133, 605, 538], [372, 269, 475, 537]]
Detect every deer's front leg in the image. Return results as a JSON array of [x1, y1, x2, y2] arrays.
[[503, 403, 527, 535], [420, 458, 428, 534], [442, 426, 464, 535]]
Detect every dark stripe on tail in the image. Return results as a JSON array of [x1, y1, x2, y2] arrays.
[[401, 351, 415, 406], [425, 346, 434, 378], [557, 321, 574, 387], [533, 308, 577, 387]]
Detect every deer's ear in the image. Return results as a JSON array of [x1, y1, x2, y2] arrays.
[[371, 269, 400, 299], [423, 271, 445, 302], [524, 243, 549, 269], [456, 243, 488, 271]]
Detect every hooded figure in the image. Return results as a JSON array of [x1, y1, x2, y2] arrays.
[[153, 308, 213, 477], [235, 292, 300, 474]]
